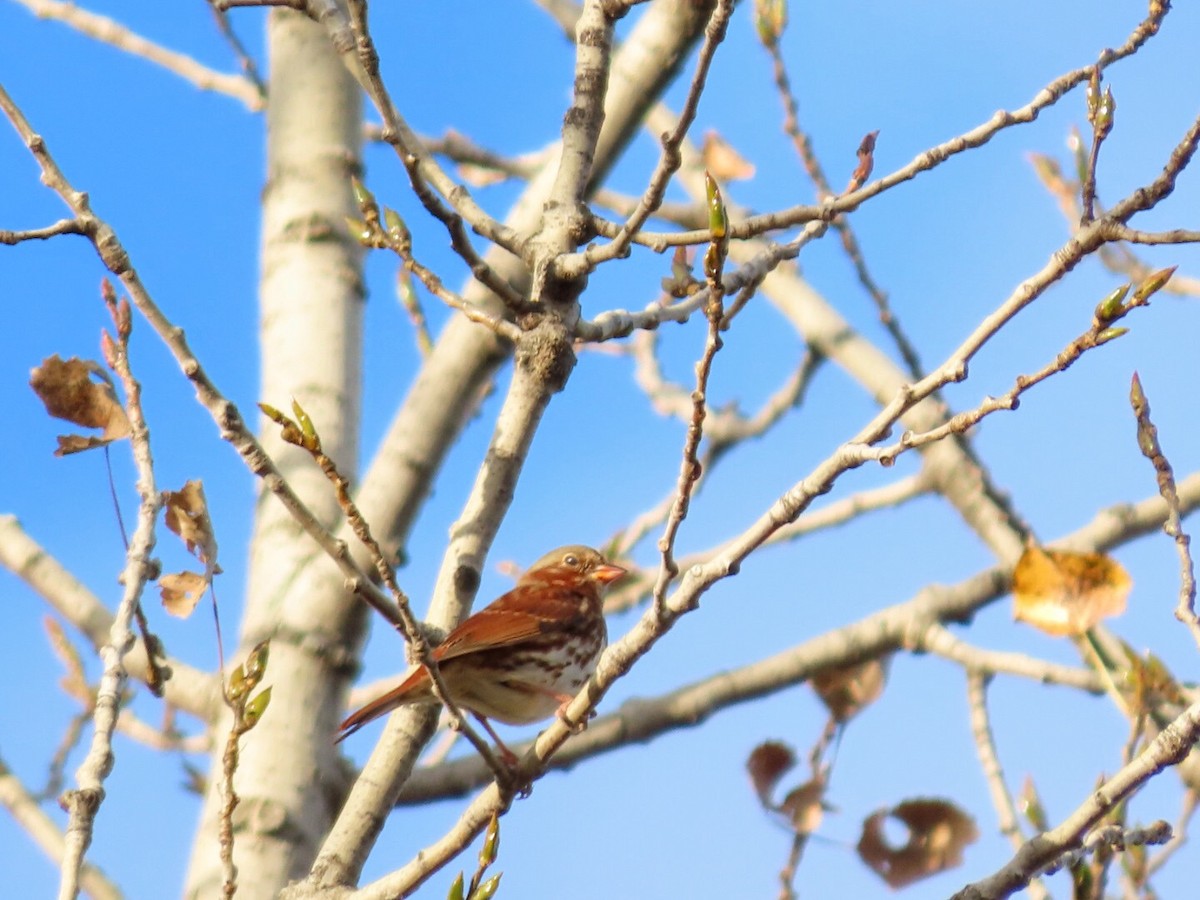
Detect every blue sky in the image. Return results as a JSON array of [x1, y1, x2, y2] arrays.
[[3, 2, 1200, 898]]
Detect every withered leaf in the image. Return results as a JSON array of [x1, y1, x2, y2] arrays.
[[163, 480, 220, 571], [857, 798, 979, 889], [456, 162, 508, 188], [746, 740, 796, 806], [1012, 544, 1130, 636], [811, 656, 888, 723], [30, 355, 131, 456], [160, 570, 208, 618], [1123, 648, 1187, 714], [701, 130, 756, 182], [44, 616, 90, 700], [181, 761, 207, 796], [661, 247, 700, 299], [779, 778, 826, 836], [843, 130, 880, 195]]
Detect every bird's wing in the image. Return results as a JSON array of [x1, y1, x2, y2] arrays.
[[432, 581, 590, 662]]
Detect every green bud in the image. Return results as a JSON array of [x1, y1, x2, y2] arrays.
[[243, 686, 272, 729], [705, 171, 727, 239], [383, 207, 410, 246], [1085, 68, 1101, 121], [754, 0, 787, 47], [479, 814, 500, 867], [345, 216, 374, 245], [258, 402, 285, 424], [1129, 371, 1146, 409], [1095, 86, 1116, 138], [1092, 283, 1130, 325], [468, 874, 502, 900], [1132, 266, 1176, 302], [351, 176, 377, 214], [244, 639, 270, 683], [447, 873, 465, 900], [1095, 326, 1129, 346], [227, 664, 249, 700], [290, 400, 320, 451]]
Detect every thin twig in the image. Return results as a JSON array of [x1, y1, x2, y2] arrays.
[[13, 0, 264, 110], [585, 2, 1173, 255], [1129, 373, 1200, 647], [393, 471, 1200, 805], [335, 0, 529, 312], [761, 35, 926, 382], [577, 0, 735, 270], [206, 2, 269, 102], [0, 753, 122, 900], [0, 81, 404, 641], [57, 266, 161, 900], [966, 672, 1051, 900], [0, 218, 85, 243]]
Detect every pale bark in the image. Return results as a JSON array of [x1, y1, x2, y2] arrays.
[[183, 9, 363, 898]]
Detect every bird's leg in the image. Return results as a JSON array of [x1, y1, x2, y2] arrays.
[[553, 694, 592, 734], [473, 714, 519, 767]]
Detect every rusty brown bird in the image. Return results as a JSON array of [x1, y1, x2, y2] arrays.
[[337, 545, 625, 752]]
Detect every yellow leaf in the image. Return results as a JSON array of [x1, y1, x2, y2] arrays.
[[1012, 545, 1131, 636]]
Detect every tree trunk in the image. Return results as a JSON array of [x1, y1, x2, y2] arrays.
[[183, 10, 363, 897]]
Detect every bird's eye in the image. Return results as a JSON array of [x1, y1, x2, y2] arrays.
[[563, 553, 580, 568]]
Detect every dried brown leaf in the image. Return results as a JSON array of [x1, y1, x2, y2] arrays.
[[456, 162, 508, 188], [163, 480, 220, 570], [661, 246, 701, 298], [29, 355, 131, 456], [44, 616, 90, 700], [746, 740, 796, 806], [811, 656, 888, 723], [843, 130, 880, 194], [160, 570, 208, 618], [857, 798, 979, 889], [779, 779, 826, 835], [1012, 544, 1131, 636], [701, 130, 756, 181]]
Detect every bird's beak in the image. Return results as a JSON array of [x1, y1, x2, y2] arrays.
[[592, 562, 627, 586]]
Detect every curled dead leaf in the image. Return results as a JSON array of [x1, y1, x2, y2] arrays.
[[160, 571, 208, 618], [810, 656, 889, 723], [779, 778, 826, 836], [746, 740, 796, 806], [163, 480, 220, 569], [843, 130, 880, 195], [1012, 544, 1130, 636], [44, 616, 90, 700], [857, 798, 978, 889], [456, 162, 507, 187], [29, 355, 131, 456], [701, 130, 756, 181]]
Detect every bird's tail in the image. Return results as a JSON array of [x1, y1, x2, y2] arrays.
[[336, 669, 428, 743]]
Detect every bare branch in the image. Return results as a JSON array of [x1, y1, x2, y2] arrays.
[[0, 218, 85, 243], [966, 672, 1052, 900], [954, 699, 1194, 898], [0, 753, 122, 900], [58, 275, 161, 900], [12, 0, 264, 110], [0, 515, 218, 717], [395, 473, 1200, 804]]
